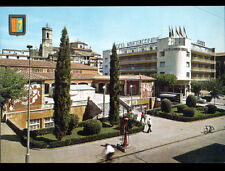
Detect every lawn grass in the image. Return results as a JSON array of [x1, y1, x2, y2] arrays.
[[40, 124, 120, 141], [29, 119, 144, 149]]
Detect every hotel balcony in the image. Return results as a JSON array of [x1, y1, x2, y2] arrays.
[[121, 67, 157, 73], [191, 57, 216, 65], [118, 50, 157, 57], [120, 58, 157, 65], [191, 67, 216, 73], [191, 77, 211, 81]]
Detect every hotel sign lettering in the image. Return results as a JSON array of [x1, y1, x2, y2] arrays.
[[116, 37, 159, 49], [197, 40, 205, 47]]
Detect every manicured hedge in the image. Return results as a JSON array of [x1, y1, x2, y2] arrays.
[[149, 107, 225, 122], [205, 104, 217, 114], [83, 119, 102, 135], [20, 118, 144, 149], [23, 127, 54, 138], [48, 124, 144, 148], [161, 98, 172, 113], [183, 107, 195, 117], [48, 131, 121, 148], [186, 95, 197, 107], [177, 104, 188, 113]]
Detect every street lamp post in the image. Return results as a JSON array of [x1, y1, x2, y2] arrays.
[[130, 85, 133, 113], [25, 45, 32, 163], [103, 85, 106, 118]]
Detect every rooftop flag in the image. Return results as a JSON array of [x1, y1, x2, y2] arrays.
[[171, 27, 174, 37], [169, 26, 172, 37], [179, 26, 183, 37], [183, 27, 187, 38], [176, 26, 179, 36]]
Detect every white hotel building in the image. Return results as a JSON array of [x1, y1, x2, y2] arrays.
[[103, 37, 216, 96]]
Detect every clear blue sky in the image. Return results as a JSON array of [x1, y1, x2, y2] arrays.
[[0, 6, 224, 55]]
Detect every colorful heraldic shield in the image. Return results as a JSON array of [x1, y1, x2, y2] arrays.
[[9, 15, 26, 35]]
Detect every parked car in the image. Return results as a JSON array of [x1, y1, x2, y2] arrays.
[[197, 97, 207, 104]]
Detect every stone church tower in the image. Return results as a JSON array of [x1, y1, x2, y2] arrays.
[[41, 24, 53, 57]]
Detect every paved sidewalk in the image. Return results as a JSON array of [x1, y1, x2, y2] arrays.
[[1, 113, 225, 163]]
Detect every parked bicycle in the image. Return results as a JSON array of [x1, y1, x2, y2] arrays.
[[202, 125, 215, 134]]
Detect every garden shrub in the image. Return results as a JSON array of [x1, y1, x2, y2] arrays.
[[78, 120, 88, 127], [205, 104, 217, 114], [22, 136, 48, 148], [183, 107, 195, 117], [161, 98, 172, 113], [83, 119, 102, 135], [177, 104, 188, 113], [23, 127, 54, 138], [186, 95, 197, 107], [66, 114, 79, 135], [196, 106, 205, 111]]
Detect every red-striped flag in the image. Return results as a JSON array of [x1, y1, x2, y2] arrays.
[[179, 26, 183, 37], [176, 26, 179, 36]]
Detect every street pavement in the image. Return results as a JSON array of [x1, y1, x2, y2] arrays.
[[1, 97, 225, 163]]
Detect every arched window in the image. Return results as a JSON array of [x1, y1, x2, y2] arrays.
[[46, 32, 49, 39]]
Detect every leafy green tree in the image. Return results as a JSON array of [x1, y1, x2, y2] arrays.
[[109, 43, 121, 125], [53, 27, 72, 140], [0, 69, 27, 117], [205, 79, 224, 105], [218, 73, 225, 95], [191, 81, 203, 97], [151, 73, 177, 95]]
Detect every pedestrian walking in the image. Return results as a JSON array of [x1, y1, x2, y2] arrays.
[[141, 112, 145, 123], [146, 117, 152, 133], [144, 113, 147, 123], [103, 143, 115, 161]]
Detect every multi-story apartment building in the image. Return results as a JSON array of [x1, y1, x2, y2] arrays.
[[216, 52, 225, 78], [103, 37, 216, 96], [103, 37, 158, 76]]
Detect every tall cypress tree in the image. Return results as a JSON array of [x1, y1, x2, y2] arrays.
[[53, 27, 71, 140], [109, 43, 121, 125]]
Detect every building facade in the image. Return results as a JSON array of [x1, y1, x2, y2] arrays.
[[0, 24, 103, 74], [216, 52, 225, 78], [1, 58, 155, 130], [103, 37, 216, 96]]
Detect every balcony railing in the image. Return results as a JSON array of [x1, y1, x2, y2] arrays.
[[121, 67, 157, 72], [120, 59, 157, 65], [191, 44, 215, 55], [191, 77, 211, 81], [191, 57, 216, 64], [191, 67, 216, 73]]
